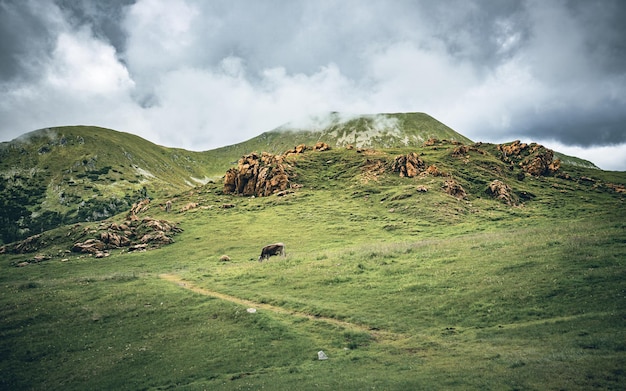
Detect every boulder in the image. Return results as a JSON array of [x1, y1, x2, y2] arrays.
[[72, 239, 106, 254], [181, 202, 198, 212], [392, 152, 425, 178], [424, 165, 445, 177], [486, 180, 519, 206], [313, 142, 331, 151], [442, 180, 467, 199]]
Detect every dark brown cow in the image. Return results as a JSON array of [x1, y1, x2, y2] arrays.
[[258, 242, 285, 262]]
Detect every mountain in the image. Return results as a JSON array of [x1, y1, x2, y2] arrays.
[[0, 113, 471, 244], [0, 113, 618, 246], [0, 126, 216, 244]]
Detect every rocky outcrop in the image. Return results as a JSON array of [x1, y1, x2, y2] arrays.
[[451, 144, 486, 157], [424, 164, 446, 177], [284, 142, 331, 156], [442, 179, 467, 199], [392, 152, 426, 178], [224, 152, 290, 197], [284, 144, 308, 156], [127, 198, 150, 221], [497, 141, 561, 176], [486, 180, 519, 206], [71, 217, 182, 257], [313, 142, 331, 151], [0, 234, 44, 254]]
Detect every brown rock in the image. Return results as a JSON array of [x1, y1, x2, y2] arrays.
[[486, 180, 519, 206], [497, 141, 560, 176], [392, 152, 425, 178], [425, 165, 445, 177], [223, 152, 291, 197], [442, 180, 467, 199], [181, 202, 198, 212], [313, 142, 331, 151]]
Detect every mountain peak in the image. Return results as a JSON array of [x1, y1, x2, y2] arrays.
[[238, 112, 472, 155]]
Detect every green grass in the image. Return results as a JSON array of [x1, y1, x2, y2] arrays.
[[1, 141, 625, 390]]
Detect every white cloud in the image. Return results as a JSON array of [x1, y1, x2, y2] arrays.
[[1, 0, 625, 170], [48, 29, 134, 94], [539, 141, 626, 172]]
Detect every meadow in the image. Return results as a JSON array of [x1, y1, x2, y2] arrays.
[[1, 146, 625, 390]]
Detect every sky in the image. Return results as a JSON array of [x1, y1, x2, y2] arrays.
[[1, 0, 625, 170]]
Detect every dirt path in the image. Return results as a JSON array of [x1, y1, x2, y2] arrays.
[[159, 273, 401, 339]]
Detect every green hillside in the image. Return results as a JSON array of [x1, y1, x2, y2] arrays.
[[0, 126, 218, 244], [0, 113, 472, 245], [1, 123, 625, 390]]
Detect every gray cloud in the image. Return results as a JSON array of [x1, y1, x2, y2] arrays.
[[0, 0, 625, 170], [0, 1, 61, 82], [55, 0, 135, 53]]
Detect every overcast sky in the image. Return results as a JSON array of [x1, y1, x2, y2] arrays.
[[1, 0, 625, 170]]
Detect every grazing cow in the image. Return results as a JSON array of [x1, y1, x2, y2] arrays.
[[258, 243, 285, 262]]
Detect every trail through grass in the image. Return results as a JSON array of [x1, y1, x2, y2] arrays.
[[159, 273, 403, 341]]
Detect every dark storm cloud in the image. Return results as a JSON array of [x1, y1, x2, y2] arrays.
[[54, 0, 135, 54], [0, 0, 625, 170], [0, 1, 59, 82]]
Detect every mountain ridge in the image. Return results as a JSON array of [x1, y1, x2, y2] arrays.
[[0, 112, 619, 245]]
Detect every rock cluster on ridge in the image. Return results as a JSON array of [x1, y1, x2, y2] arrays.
[[223, 152, 290, 197], [223, 142, 332, 197], [497, 140, 561, 176]]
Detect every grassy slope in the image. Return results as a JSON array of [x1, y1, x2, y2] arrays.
[[0, 126, 219, 243], [1, 141, 625, 390]]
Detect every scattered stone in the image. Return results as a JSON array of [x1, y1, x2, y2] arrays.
[[416, 185, 428, 192], [219, 255, 231, 262], [128, 243, 148, 252], [72, 239, 106, 254], [181, 202, 198, 212], [32, 254, 51, 263], [318, 351, 328, 360], [246, 308, 257, 313]]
